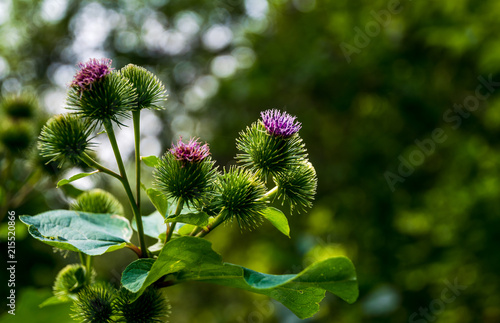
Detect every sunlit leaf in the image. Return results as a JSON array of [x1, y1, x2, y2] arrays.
[[56, 170, 99, 188], [122, 236, 358, 319], [261, 207, 290, 238], [20, 210, 132, 256]]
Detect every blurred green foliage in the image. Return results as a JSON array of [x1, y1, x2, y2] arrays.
[[1, 0, 500, 322]]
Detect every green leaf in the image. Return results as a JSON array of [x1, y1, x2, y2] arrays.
[[132, 211, 166, 240], [122, 236, 358, 319], [56, 170, 99, 188], [146, 188, 169, 218], [165, 211, 210, 227], [20, 210, 133, 256], [261, 207, 290, 238], [142, 155, 160, 167], [121, 259, 155, 293], [176, 223, 196, 235]]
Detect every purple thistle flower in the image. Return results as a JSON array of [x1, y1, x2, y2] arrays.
[[70, 58, 113, 92], [170, 137, 210, 163], [260, 109, 302, 138]]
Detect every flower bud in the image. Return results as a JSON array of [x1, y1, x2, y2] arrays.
[[53, 264, 94, 301], [38, 114, 94, 167], [115, 287, 171, 323], [274, 160, 317, 214], [153, 137, 217, 206], [0, 93, 39, 119], [70, 189, 124, 215], [236, 110, 307, 179], [212, 166, 267, 229], [0, 119, 34, 153], [71, 283, 116, 323], [120, 64, 167, 111], [67, 58, 137, 127]]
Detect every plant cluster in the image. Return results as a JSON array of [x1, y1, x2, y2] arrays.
[[21, 58, 358, 322]]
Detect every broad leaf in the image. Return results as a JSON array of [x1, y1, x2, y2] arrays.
[[261, 207, 290, 238], [121, 259, 155, 293], [122, 236, 358, 319], [132, 211, 166, 240], [142, 155, 160, 167], [146, 188, 169, 218], [20, 210, 133, 256], [56, 170, 99, 188], [165, 211, 210, 227]]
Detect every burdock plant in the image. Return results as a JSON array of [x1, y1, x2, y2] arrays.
[[20, 58, 359, 322]]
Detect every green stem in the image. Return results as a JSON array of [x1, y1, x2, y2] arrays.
[[260, 186, 278, 201], [85, 255, 93, 281], [196, 211, 225, 238], [79, 252, 86, 266], [80, 154, 121, 180], [133, 110, 141, 220], [166, 198, 184, 243], [103, 120, 149, 258]]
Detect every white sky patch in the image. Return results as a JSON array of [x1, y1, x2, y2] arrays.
[[40, 0, 68, 23], [175, 11, 201, 36], [141, 136, 162, 157], [193, 75, 219, 100], [0, 0, 11, 25], [245, 0, 268, 19], [43, 88, 66, 115], [140, 110, 163, 137], [211, 55, 237, 78], [70, 3, 116, 61], [202, 25, 233, 51], [49, 63, 75, 87]]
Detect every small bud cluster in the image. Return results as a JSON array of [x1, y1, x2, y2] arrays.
[[71, 284, 170, 323], [39, 58, 167, 166]]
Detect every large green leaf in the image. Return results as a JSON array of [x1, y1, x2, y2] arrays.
[[261, 207, 290, 238], [122, 236, 358, 319], [20, 210, 133, 256]]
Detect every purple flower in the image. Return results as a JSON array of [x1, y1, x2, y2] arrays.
[[70, 58, 113, 92], [260, 109, 301, 138], [170, 137, 210, 163]]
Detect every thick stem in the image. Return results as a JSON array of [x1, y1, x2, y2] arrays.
[[165, 198, 184, 243], [196, 212, 225, 237], [103, 120, 149, 258], [132, 110, 141, 219]]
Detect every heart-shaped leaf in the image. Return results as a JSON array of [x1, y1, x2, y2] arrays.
[[20, 210, 133, 256], [121, 236, 358, 319]]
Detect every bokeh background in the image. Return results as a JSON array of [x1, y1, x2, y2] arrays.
[[1, 0, 500, 322]]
